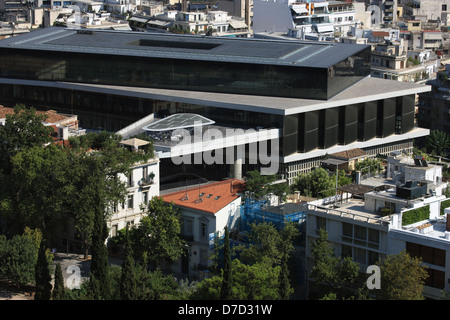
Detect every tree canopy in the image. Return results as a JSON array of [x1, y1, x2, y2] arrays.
[[376, 250, 428, 300], [426, 130, 450, 156]]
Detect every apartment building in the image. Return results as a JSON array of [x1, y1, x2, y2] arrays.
[[401, 0, 450, 25], [370, 39, 439, 83], [108, 138, 160, 237], [306, 153, 449, 299], [161, 179, 244, 280], [417, 64, 450, 133]]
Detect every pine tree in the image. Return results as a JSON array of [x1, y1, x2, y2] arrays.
[[278, 257, 291, 300], [220, 226, 232, 300], [120, 226, 137, 300], [52, 262, 65, 300], [34, 240, 52, 300], [89, 207, 110, 299]]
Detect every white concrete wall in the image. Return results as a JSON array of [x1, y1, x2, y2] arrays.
[[108, 158, 160, 235]]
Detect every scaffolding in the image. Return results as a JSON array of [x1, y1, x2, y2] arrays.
[[240, 198, 306, 232]]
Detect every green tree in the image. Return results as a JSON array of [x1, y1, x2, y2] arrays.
[[292, 167, 335, 198], [120, 227, 137, 300], [52, 263, 65, 300], [34, 240, 53, 300], [7, 145, 72, 237], [355, 157, 382, 175], [244, 170, 277, 200], [88, 207, 110, 300], [220, 226, 232, 300], [67, 131, 152, 259], [426, 130, 450, 156], [0, 104, 53, 175], [335, 169, 352, 187], [278, 257, 291, 300], [310, 229, 360, 299], [237, 222, 282, 266], [1, 233, 38, 287], [237, 221, 300, 268], [0, 228, 45, 288], [376, 251, 428, 300], [194, 259, 281, 300], [0, 105, 61, 237], [145, 268, 179, 300], [134, 196, 185, 267]]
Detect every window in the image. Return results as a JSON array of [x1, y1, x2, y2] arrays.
[[342, 223, 353, 243], [425, 268, 445, 289], [368, 250, 379, 265], [342, 224, 379, 249], [355, 247, 366, 264], [182, 218, 193, 239], [128, 173, 133, 187], [354, 225, 367, 246], [368, 228, 380, 249], [127, 195, 134, 209], [142, 191, 148, 204], [406, 242, 446, 267], [111, 225, 118, 237], [442, 4, 447, 11], [315, 216, 326, 234], [200, 223, 207, 239], [341, 244, 352, 258]]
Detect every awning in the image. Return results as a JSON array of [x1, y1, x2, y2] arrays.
[[129, 17, 149, 24], [229, 20, 248, 29], [338, 183, 375, 196], [120, 138, 149, 148]]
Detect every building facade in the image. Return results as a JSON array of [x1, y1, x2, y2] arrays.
[[305, 160, 450, 299], [0, 27, 432, 186], [161, 179, 244, 280]]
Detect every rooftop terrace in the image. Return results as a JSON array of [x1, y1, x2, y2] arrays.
[[308, 198, 391, 226]]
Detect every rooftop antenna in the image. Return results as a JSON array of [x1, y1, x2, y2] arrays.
[[181, 179, 189, 201], [196, 183, 203, 203]]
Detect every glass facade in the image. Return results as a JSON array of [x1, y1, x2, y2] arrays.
[[0, 46, 370, 100], [0, 82, 282, 131], [0, 83, 415, 158], [282, 94, 416, 156]]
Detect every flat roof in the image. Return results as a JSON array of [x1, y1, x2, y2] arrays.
[[0, 77, 431, 116], [0, 27, 369, 68]]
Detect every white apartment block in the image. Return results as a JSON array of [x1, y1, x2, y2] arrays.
[[305, 155, 450, 299], [108, 144, 160, 237], [401, 0, 450, 25], [172, 10, 249, 36], [370, 40, 439, 83], [162, 179, 244, 280]]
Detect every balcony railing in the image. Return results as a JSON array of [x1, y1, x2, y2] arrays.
[[139, 176, 154, 187]]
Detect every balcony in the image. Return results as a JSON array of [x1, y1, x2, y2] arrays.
[[139, 175, 155, 188]]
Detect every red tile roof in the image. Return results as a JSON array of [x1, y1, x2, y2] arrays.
[[0, 105, 70, 124], [330, 148, 367, 160], [162, 179, 245, 215], [372, 31, 389, 37]]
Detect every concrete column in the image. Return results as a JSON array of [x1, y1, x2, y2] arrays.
[[233, 156, 243, 180]]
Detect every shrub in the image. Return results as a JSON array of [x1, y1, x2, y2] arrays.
[[402, 205, 430, 226]]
